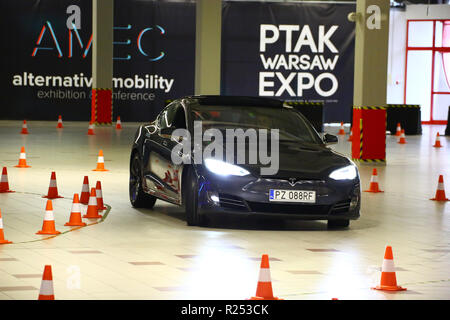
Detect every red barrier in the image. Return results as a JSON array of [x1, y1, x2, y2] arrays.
[[352, 106, 386, 163], [91, 88, 112, 125]]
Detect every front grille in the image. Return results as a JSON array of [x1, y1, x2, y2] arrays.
[[330, 199, 351, 214], [247, 201, 331, 215], [218, 193, 248, 211], [262, 171, 325, 181]]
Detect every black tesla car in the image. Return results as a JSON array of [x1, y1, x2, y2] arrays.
[[129, 96, 360, 228]]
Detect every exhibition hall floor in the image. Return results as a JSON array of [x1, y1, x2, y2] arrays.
[[0, 120, 449, 300]]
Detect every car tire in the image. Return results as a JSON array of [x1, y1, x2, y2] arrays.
[[129, 152, 157, 209], [327, 219, 350, 228], [183, 167, 208, 226]]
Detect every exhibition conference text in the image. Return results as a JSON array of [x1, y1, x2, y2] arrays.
[[11, 72, 175, 93]]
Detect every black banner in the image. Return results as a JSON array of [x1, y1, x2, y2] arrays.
[[221, 1, 355, 122], [1, 0, 354, 123], [1, 0, 195, 122], [0, 300, 444, 318]]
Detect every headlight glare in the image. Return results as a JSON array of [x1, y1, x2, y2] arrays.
[[204, 158, 250, 176], [329, 165, 357, 180]]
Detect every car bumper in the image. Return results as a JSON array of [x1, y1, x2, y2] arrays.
[[195, 171, 361, 221], [198, 206, 360, 221]]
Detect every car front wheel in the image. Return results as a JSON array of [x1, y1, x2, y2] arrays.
[[327, 219, 350, 229], [183, 167, 208, 226]]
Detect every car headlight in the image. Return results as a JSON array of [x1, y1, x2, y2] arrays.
[[329, 165, 357, 180], [204, 158, 250, 176]]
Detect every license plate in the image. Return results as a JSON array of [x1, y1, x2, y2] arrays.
[[269, 189, 316, 203]]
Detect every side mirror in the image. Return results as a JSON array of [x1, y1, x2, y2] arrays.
[[323, 133, 338, 145], [160, 126, 176, 135]]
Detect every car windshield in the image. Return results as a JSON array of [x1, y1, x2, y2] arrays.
[[190, 105, 321, 144]]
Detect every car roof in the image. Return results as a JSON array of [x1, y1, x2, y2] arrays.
[[183, 95, 284, 108]]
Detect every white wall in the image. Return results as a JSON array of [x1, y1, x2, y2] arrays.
[[386, 8, 406, 105], [405, 4, 450, 20]]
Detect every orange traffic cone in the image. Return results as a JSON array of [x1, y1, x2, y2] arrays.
[[433, 133, 442, 148], [92, 150, 109, 172], [430, 175, 449, 201], [398, 129, 406, 144], [56, 115, 63, 128], [0, 167, 14, 193], [37, 200, 61, 235], [80, 176, 90, 205], [96, 181, 106, 211], [347, 128, 353, 142], [21, 120, 29, 134], [250, 254, 282, 300], [372, 245, 406, 291], [38, 265, 55, 300], [395, 123, 402, 136], [14, 146, 31, 168], [83, 188, 102, 219], [338, 122, 345, 135], [0, 209, 12, 244], [65, 194, 86, 227], [364, 168, 384, 193], [87, 122, 95, 135], [43, 171, 63, 199], [116, 116, 122, 130]]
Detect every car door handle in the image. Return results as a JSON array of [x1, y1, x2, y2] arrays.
[[162, 140, 168, 147]]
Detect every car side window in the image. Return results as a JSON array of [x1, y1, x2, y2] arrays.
[[172, 105, 186, 129], [158, 102, 179, 130]]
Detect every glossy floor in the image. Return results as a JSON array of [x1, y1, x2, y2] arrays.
[[0, 120, 449, 300]]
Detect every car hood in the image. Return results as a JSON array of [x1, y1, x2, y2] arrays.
[[201, 140, 353, 179]]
